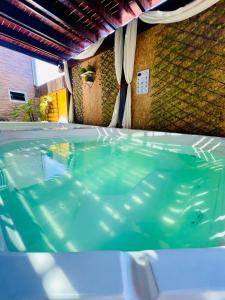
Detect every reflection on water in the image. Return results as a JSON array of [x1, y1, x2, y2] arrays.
[[0, 136, 224, 252], [1, 144, 68, 190]]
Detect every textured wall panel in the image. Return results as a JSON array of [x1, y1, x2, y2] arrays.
[[132, 0, 225, 136], [72, 64, 83, 124], [71, 48, 118, 126], [100, 49, 119, 126]]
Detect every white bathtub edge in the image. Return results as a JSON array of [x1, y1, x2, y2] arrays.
[[0, 248, 225, 299]]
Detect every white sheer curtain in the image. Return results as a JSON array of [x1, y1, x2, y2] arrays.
[[63, 60, 74, 123], [122, 19, 138, 129], [139, 0, 220, 24], [74, 38, 104, 60], [108, 27, 124, 128]]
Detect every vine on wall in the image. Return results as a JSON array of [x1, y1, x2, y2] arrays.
[[150, 0, 225, 136], [72, 64, 83, 123], [100, 49, 119, 126], [71, 49, 118, 126]]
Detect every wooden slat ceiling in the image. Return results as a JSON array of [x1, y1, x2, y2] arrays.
[[0, 0, 166, 64]]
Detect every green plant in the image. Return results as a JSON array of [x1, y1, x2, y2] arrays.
[[78, 67, 86, 75], [86, 65, 95, 72], [84, 74, 94, 82], [72, 64, 83, 123], [39, 95, 52, 121], [10, 99, 35, 121]]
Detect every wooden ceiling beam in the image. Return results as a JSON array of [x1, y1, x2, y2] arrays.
[[1, 0, 82, 51], [20, 0, 97, 42], [93, 0, 142, 27], [74, 0, 118, 29], [0, 34, 60, 64], [0, 32, 64, 61], [0, 0, 171, 63], [137, 0, 168, 11], [134, 0, 146, 11], [57, 0, 113, 34], [5, 0, 78, 45], [0, 16, 71, 59]]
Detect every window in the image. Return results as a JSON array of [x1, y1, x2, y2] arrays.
[[8, 90, 27, 103]]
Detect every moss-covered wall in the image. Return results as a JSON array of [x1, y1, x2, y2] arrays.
[[72, 64, 83, 124], [72, 1, 225, 135], [71, 48, 119, 126], [100, 50, 119, 126], [132, 0, 225, 136]]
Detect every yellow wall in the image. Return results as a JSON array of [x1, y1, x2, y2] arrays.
[[41, 88, 68, 122]]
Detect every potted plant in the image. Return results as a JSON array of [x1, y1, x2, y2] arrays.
[[79, 64, 95, 87], [86, 65, 95, 73], [78, 67, 87, 76], [84, 74, 94, 87], [84, 74, 94, 82]]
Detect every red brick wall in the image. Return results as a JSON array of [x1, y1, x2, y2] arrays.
[[0, 46, 35, 120]]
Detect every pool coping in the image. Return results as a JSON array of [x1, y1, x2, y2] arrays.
[[1, 124, 225, 157]]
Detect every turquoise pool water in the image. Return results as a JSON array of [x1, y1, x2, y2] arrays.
[[0, 136, 224, 252]]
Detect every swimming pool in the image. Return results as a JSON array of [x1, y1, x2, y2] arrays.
[[0, 128, 224, 252]]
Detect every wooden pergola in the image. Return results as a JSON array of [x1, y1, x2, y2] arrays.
[[0, 0, 175, 64]]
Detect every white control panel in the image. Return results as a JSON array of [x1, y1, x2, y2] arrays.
[[136, 69, 150, 95]]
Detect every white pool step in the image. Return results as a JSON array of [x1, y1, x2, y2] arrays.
[[0, 248, 225, 300], [140, 247, 225, 300]]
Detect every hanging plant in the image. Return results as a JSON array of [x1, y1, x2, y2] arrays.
[[86, 65, 95, 73], [84, 74, 94, 82], [79, 64, 96, 87], [78, 67, 87, 75]]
